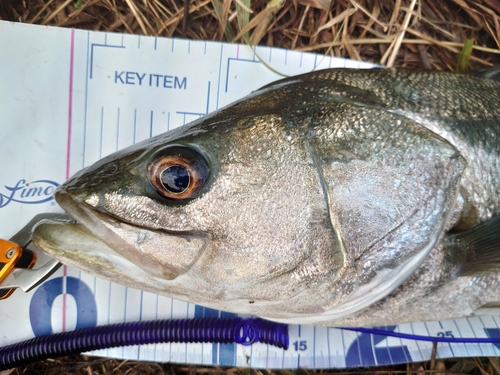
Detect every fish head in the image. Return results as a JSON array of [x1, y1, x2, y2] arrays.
[[34, 85, 344, 310]]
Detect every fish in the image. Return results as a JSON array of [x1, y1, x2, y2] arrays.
[[32, 68, 500, 327]]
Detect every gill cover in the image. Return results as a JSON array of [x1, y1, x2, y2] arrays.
[[296, 101, 466, 322]]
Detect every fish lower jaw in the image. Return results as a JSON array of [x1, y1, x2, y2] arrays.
[[58, 191, 209, 280]]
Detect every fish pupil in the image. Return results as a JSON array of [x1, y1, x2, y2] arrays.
[[161, 165, 190, 193]]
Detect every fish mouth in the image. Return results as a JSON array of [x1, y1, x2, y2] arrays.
[[35, 188, 208, 280]]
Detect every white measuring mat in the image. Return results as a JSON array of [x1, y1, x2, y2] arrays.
[[1, 21, 500, 369]]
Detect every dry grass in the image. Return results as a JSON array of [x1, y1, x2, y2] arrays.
[[2, 354, 500, 374], [1, 0, 500, 373], [1, 0, 500, 70]]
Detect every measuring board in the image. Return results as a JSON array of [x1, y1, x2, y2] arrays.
[[1, 20, 500, 369]]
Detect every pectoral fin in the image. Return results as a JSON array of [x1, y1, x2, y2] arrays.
[[446, 215, 500, 276]]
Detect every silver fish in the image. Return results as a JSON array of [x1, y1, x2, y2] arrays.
[[33, 68, 500, 327]]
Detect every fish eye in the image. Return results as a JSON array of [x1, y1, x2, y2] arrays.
[[109, 164, 119, 174], [148, 146, 209, 200]]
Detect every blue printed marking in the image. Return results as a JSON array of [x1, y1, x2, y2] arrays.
[[176, 82, 211, 122], [423, 321, 454, 358], [205, 307, 220, 363], [284, 50, 288, 65], [90, 43, 126, 79], [129, 73, 186, 89], [206, 81, 211, 113], [83, 31, 91, 168], [262, 331, 266, 368], [139, 291, 144, 321], [326, 327, 331, 368], [194, 306, 219, 363], [481, 315, 500, 355], [340, 327, 346, 365], [423, 322, 432, 337], [138, 35, 141, 48], [465, 318, 484, 356], [184, 303, 190, 363], [313, 326, 317, 368], [216, 44, 224, 109], [345, 326, 411, 367], [153, 294, 159, 361], [204, 42, 207, 54], [409, 323, 425, 362], [30, 277, 97, 336], [484, 328, 500, 351], [123, 287, 128, 322], [194, 306, 237, 366], [452, 319, 469, 356], [150, 110, 154, 137], [172, 39, 175, 52], [225, 58, 260, 92], [219, 311, 237, 366], [188, 41, 191, 53], [170, 301, 174, 357], [448, 331, 456, 357], [177, 112, 204, 124], [99, 106, 104, 159], [137, 290, 144, 360], [154, 37, 158, 50]]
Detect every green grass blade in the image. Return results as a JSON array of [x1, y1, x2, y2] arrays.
[[455, 39, 474, 73], [211, 0, 236, 42]]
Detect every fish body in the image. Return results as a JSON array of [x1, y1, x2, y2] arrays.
[[33, 68, 500, 326]]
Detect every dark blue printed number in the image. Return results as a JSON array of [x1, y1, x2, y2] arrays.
[[293, 340, 307, 351], [345, 326, 411, 367], [436, 331, 454, 338], [29, 277, 98, 336]]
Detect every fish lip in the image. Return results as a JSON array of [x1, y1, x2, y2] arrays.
[[55, 187, 103, 232]]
